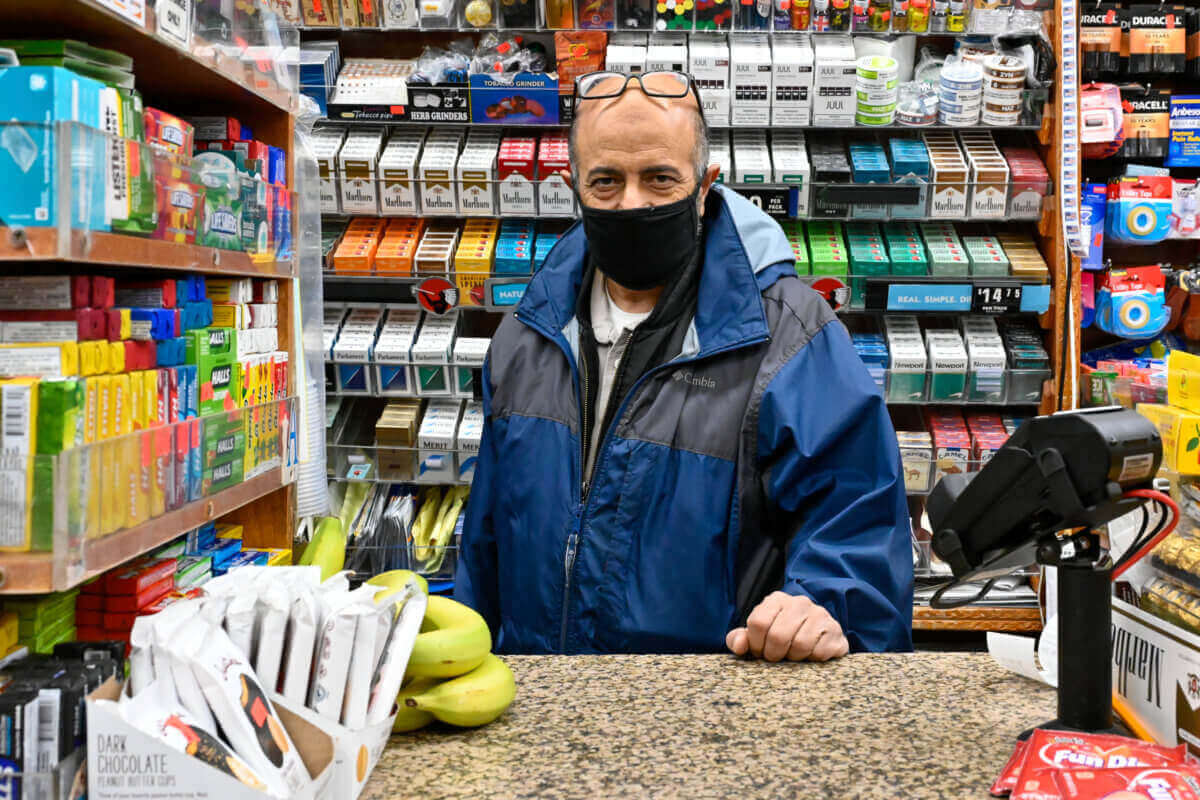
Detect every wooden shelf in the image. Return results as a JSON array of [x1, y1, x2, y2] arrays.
[[0, 469, 286, 595], [0, 228, 295, 279], [0, 0, 295, 115], [913, 605, 1043, 633]]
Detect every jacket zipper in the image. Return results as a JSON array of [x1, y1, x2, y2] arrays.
[[516, 310, 768, 654]]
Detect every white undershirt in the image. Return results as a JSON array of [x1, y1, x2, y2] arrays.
[[585, 274, 651, 481]]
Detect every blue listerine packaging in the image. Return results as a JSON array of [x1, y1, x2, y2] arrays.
[[1081, 183, 1107, 271], [1168, 95, 1200, 167], [0, 66, 108, 231]]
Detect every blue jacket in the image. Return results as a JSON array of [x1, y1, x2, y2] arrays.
[[457, 185, 913, 654]]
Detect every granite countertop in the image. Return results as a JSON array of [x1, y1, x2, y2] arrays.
[[363, 652, 1056, 800]]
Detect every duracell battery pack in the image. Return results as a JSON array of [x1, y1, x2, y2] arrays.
[[1081, 4, 1124, 78], [1129, 4, 1187, 74], [1118, 87, 1171, 159]]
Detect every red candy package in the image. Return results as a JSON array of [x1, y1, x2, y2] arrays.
[[1054, 766, 1200, 799], [993, 739, 1032, 796], [1010, 730, 1187, 800]]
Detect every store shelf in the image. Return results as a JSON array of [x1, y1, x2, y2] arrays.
[[0, 468, 286, 595], [0, 0, 296, 114], [318, 117, 1045, 132], [912, 604, 1042, 632], [828, 274, 1053, 314], [0, 227, 296, 279], [324, 271, 529, 311], [300, 24, 982, 35]]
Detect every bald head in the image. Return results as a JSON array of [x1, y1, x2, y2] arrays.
[[568, 81, 714, 211]]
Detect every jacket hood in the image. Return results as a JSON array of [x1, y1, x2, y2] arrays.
[[516, 185, 796, 357]]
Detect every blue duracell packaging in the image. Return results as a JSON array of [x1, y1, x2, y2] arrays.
[[1081, 183, 1107, 271]]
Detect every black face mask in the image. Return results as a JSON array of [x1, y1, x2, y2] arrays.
[[579, 189, 702, 292]]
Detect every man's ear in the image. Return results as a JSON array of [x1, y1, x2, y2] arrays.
[[698, 163, 720, 207]]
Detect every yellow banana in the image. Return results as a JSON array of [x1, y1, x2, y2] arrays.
[[411, 487, 442, 561], [367, 570, 429, 620], [298, 517, 345, 581], [391, 677, 441, 733], [405, 654, 515, 728], [406, 595, 491, 679]]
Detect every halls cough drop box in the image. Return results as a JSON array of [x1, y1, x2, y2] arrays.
[[186, 327, 242, 415]]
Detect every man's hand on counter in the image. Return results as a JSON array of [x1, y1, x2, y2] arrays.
[[725, 592, 850, 663]]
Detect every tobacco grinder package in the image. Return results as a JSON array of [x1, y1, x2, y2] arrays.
[[185, 618, 311, 796]]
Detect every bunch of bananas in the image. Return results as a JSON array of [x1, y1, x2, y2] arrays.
[[411, 486, 470, 574], [366, 573, 515, 732]]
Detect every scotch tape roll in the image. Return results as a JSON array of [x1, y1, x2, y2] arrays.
[[1117, 296, 1151, 331], [1126, 203, 1161, 237]]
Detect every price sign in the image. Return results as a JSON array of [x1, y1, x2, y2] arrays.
[[156, 0, 192, 47], [96, 0, 146, 25], [735, 187, 790, 218], [972, 284, 1024, 314]]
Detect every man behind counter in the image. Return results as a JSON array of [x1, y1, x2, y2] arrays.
[[457, 70, 913, 661]]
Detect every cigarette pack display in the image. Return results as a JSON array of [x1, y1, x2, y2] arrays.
[[457, 131, 501, 216], [497, 136, 538, 216], [339, 129, 385, 215], [419, 130, 464, 215], [103, 575, 174, 612], [378, 131, 424, 216], [537, 134, 575, 216]]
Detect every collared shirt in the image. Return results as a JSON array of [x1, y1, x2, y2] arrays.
[[585, 273, 651, 480]]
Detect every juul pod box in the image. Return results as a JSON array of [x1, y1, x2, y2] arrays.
[[87, 679, 336, 800]]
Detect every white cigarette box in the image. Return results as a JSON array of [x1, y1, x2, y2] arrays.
[[730, 36, 772, 127], [771, 36, 814, 126], [338, 129, 385, 215]]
